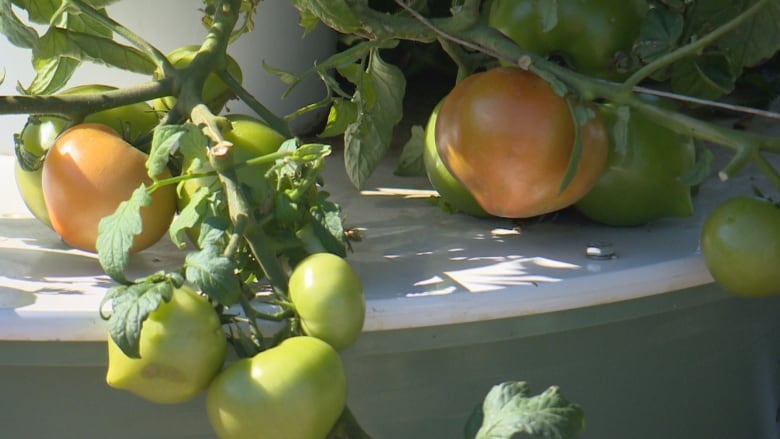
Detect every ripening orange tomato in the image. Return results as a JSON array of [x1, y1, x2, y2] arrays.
[[41, 123, 176, 252]]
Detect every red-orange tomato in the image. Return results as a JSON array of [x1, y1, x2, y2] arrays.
[[42, 123, 176, 253], [435, 67, 608, 218]]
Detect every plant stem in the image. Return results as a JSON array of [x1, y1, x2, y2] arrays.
[[217, 70, 292, 138], [0, 80, 173, 116]]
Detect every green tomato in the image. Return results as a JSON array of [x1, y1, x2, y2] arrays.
[[423, 100, 490, 217], [700, 196, 780, 297], [206, 336, 347, 439], [153, 45, 244, 114], [66, 84, 159, 143], [289, 253, 365, 351], [488, 0, 648, 80], [13, 84, 158, 228], [14, 115, 70, 227], [106, 285, 227, 404], [575, 96, 696, 226]]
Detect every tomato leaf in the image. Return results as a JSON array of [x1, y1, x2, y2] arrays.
[[633, 7, 685, 65], [319, 98, 358, 138], [169, 185, 211, 249], [0, 1, 39, 49], [471, 381, 585, 439], [102, 280, 174, 359], [148, 124, 205, 180], [35, 27, 155, 74], [185, 244, 242, 306], [670, 53, 735, 100], [289, 0, 363, 35], [343, 48, 406, 189], [660, 0, 780, 99], [10, 0, 117, 25], [97, 184, 151, 284], [308, 193, 347, 257], [394, 124, 426, 177]]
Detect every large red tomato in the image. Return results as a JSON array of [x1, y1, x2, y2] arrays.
[[435, 67, 608, 218]]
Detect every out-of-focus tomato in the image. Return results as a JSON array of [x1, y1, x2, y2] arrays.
[[288, 252, 365, 351], [488, 0, 648, 80], [423, 100, 490, 217], [701, 196, 780, 297], [206, 336, 347, 439], [41, 123, 176, 253], [435, 67, 608, 218], [106, 284, 227, 404], [575, 96, 696, 226]]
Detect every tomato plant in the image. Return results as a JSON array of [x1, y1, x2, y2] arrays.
[[178, 113, 286, 213], [575, 96, 696, 226], [106, 284, 227, 404], [289, 252, 365, 351], [487, 0, 648, 80], [423, 100, 490, 217], [435, 67, 608, 219], [153, 45, 243, 114], [42, 123, 176, 253], [701, 196, 780, 297], [206, 335, 347, 439]]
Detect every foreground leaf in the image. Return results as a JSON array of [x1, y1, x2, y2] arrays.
[[102, 280, 173, 358], [97, 185, 150, 284], [472, 381, 584, 439]]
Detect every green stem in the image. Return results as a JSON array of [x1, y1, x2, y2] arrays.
[[0, 79, 173, 116], [623, 0, 771, 88], [217, 69, 292, 138]]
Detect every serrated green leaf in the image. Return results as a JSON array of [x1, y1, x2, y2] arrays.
[[633, 7, 684, 64], [0, 1, 40, 49], [289, 0, 363, 34], [320, 98, 358, 138], [35, 27, 155, 74], [97, 185, 151, 284], [104, 280, 173, 358], [670, 53, 735, 100], [394, 124, 426, 177], [185, 244, 241, 306], [309, 195, 347, 257], [148, 124, 203, 180], [476, 382, 584, 439], [343, 49, 406, 189], [11, 0, 118, 24], [21, 55, 78, 94], [169, 184, 211, 249]]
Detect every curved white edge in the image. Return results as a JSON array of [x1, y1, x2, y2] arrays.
[[361, 255, 716, 332], [0, 132, 775, 342]]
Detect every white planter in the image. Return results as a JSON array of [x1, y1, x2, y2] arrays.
[[0, 0, 335, 154]]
